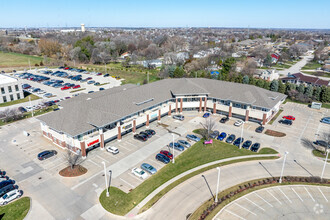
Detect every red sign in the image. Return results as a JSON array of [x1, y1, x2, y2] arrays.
[[87, 139, 99, 147]]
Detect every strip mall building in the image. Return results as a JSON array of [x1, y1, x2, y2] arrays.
[[38, 78, 287, 157]]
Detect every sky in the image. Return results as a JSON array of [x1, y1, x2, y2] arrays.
[[0, 0, 329, 29]]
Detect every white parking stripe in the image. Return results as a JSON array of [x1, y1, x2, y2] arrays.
[[277, 187, 292, 203], [304, 187, 315, 202], [318, 187, 328, 202], [234, 203, 257, 216], [87, 159, 101, 168], [95, 155, 109, 163], [299, 113, 313, 140], [119, 144, 131, 151], [254, 192, 273, 207], [128, 173, 144, 182], [224, 209, 246, 220], [267, 190, 282, 205], [119, 178, 135, 188], [291, 187, 303, 202], [245, 198, 265, 211]]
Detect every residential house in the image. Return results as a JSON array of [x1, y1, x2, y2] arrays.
[[280, 73, 329, 87]]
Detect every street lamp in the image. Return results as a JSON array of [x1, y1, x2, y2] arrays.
[[102, 161, 109, 197], [215, 167, 221, 203], [321, 149, 329, 180], [239, 122, 244, 149], [279, 151, 289, 183], [172, 133, 175, 164]]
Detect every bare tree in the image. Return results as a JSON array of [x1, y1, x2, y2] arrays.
[[199, 117, 217, 140], [301, 131, 330, 154], [65, 148, 83, 170]]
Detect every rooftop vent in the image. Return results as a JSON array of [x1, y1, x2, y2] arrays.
[[135, 98, 154, 106]]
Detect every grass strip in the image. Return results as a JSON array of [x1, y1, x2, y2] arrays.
[[0, 197, 30, 220]]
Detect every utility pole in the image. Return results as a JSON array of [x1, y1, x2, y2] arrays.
[[102, 161, 109, 197], [29, 96, 34, 117], [172, 133, 175, 164]]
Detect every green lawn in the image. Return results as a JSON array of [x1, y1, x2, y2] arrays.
[[312, 150, 330, 162], [0, 51, 45, 68], [301, 71, 330, 78], [302, 61, 322, 70], [268, 109, 283, 125], [99, 140, 278, 215], [273, 63, 291, 69], [0, 197, 30, 220], [0, 93, 40, 107]]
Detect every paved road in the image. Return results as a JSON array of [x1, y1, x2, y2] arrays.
[[278, 54, 314, 76]]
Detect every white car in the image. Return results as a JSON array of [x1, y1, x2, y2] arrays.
[[37, 90, 46, 94], [131, 167, 148, 179], [0, 189, 22, 206], [234, 119, 244, 127], [106, 146, 119, 154]]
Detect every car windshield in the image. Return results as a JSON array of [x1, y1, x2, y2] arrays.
[[2, 194, 7, 199]]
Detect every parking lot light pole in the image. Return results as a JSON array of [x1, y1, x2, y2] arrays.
[[279, 151, 289, 183], [172, 133, 175, 164], [239, 122, 244, 149], [102, 161, 109, 197], [321, 149, 329, 180], [29, 96, 34, 117], [215, 167, 221, 203]]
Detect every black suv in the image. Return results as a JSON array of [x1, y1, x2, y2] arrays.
[[255, 126, 265, 133], [220, 116, 229, 123], [279, 119, 292, 125], [134, 134, 147, 141], [145, 129, 156, 135]]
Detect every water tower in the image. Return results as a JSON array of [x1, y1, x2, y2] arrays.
[[81, 24, 85, 32]]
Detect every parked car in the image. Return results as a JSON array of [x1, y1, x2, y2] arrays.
[[0, 180, 14, 190], [131, 167, 148, 179], [250, 143, 260, 152], [141, 163, 157, 175], [0, 189, 22, 206], [160, 150, 173, 159], [0, 176, 9, 183], [99, 88, 105, 91], [220, 116, 229, 123], [37, 150, 57, 160], [72, 85, 81, 89], [140, 131, 152, 138], [145, 129, 156, 135], [22, 84, 31, 89], [210, 130, 220, 139], [233, 137, 244, 147], [255, 126, 265, 133], [178, 140, 191, 148], [43, 93, 53, 98], [242, 140, 252, 149], [217, 132, 227, 141], [86, 77, 92, 80], [88, 91, 94, 94], [173, 115, 184, 121], [155, 153, 170, 164], [94, 82, 100, 86], [61, 86, 70, 90], [282, 115, 295, 121], [313, 140, 329, 148], [0, 184, 15, 198], [226, 134, 236, 143], [186, 134, 200, 142], [279, 119, 292, 125], [104, 74, 110, 77], [106, 146, 119, 154], [320, 117, 330, 124], [134, 134, 147, 141], [203, 112, 211, 118], [87, 80, 95, 84], [234, 119, 244, 127], [18, 107, 27, 113], [169, 142, 185, 151]]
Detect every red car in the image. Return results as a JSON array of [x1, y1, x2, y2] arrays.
[[86, 77, 92, 80], [282, 115, 295, 121], [64, 67, 69, 70], [72, 85, 81, 89], [160, 150, 173, 160], [61, 86, 70, 90], [97, 73, 102, 76]]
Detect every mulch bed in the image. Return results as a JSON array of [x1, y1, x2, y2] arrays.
[[59, 165, 87, 177], [265, 129, 286, 137]]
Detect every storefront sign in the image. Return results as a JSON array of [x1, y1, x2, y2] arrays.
[[123, 124, 132, 130], [87, 139, 99, 147], [150, 113, 158, 118]]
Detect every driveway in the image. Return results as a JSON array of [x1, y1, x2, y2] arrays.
[[278, 54, 314, 76]]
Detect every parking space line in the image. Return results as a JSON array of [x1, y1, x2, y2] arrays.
[[304, 187, 315, 202], [46, 161, 67, 170], [254, 192, 273, 207], [95, 155, 109, 163], [245, 197, 265, 211], [87, 159, 101, 168], [224, 209, 246, 220], [128, 173, 144, 182], [277, 187, 292, 203], [234, 203, 257, 216], [119, 178, 135, 188], [291, 187, 303, 202], [267, 190, 282, 205], [299, 113, 313, 140], [119, 144, 131, 151], [318, 187, 328, 202]]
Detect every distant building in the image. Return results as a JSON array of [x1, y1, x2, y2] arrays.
[[0, 74, 24, 104], [120, 52, 131, 59], [256, 69, 279, 81], [81, 24, 85, 32], [271, 53, 280, 64], [280, 73, 329, 87]]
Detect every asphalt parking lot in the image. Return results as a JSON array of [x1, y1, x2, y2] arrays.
[[214, 185, 330, 219]]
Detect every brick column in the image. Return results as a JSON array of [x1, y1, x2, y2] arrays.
[[158, 109, 161, 121], [228, 103, 232, 118], [117, 123, 122, 141], [175, 98, 178, 113], [133, 119, 136, 134], [146, 114, 150, 128], [180, 98, 183, 113], [199, 97, 202, 112], [99, 128, 104, 150], [80, 141, 86, 158], [168, 105, 171, 116], [245, 106, 250, 122], [203, 97, 207, 112], [213, 102, 216, 114], [262, 113, 267, 125]]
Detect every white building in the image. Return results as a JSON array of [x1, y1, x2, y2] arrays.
[[0, 74, 24, 104]]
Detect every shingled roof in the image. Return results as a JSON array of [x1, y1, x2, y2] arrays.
[[281, 73, 329, 87], [38, 78, 286, 137]]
